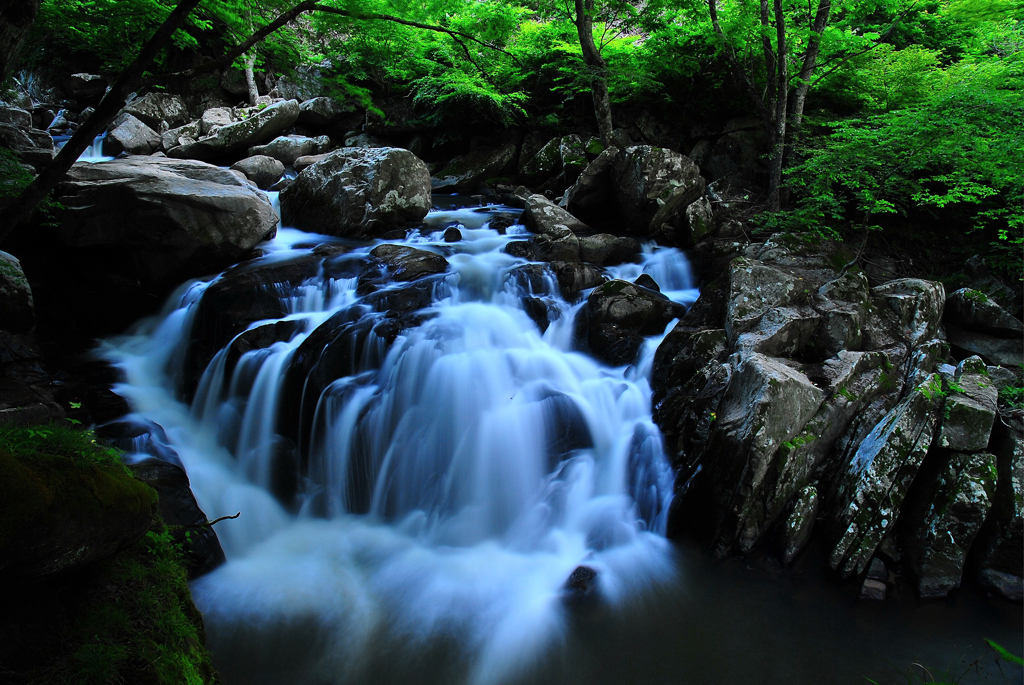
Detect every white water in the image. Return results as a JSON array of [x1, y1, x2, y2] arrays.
[[100, 204, 698, 685], [56, 132, 114, 162]]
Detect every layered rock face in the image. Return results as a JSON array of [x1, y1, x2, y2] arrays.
[[654, 234, 1024, 601]]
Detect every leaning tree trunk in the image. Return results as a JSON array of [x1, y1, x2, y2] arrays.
[[0, 0, 205, 242], [789, 0, 831, 137], [574, 0, 614, 145], [244, 52, 259, 106]]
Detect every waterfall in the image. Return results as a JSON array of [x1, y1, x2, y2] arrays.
[[99, 202, 697, 685]]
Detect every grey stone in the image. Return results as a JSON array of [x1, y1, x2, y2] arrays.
[[860, 578, 887, 600], [200, 106, 235, 135], [937, 356, 998, 451], [612, 145, 705, 242], [560, 147, 619, 230], [0, 122, 54, 171], [945, 288, 1023, 338], [829, 374, 945, 578], [519, 137, 561, 182], [0, 250, 34, 333], [230, 155, 285, 190], [170, 100, 300, 163], [368, 244, 448, 282], [280, 147, 431, 239], [124, 92, 189, 130], [297, 96, 355, 127], [0, 105, 32, 128], [58, 157, 278, 286], [871, 278, 945, 347], [974, 409, 1023, 601], [685, 196, 714, 243], [901, 450, 997, 598], [107, 113, 161, 155], [559, 134, 587, 184], [725, 257, 803, 342], [521, 194, 591, 239], [782, 486, 818, 564], [249, 134, 330, 166], [432, 142, 517, 192], [946, 324, 1024, 368], [578, 234, 641, 266], [162, 120, 201, 151]]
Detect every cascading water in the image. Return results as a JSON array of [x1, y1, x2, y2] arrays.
[[100, 203, 699, 685]]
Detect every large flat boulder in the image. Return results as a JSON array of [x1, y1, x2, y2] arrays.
[[168, 99, 300, 163], [280, 147, 431, 239], [57, 156, 278, 286]]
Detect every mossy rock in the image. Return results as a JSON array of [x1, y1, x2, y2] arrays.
[[0, 424, 157, 578]]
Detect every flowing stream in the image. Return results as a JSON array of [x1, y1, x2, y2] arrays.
[[100, 201, 699, 684]]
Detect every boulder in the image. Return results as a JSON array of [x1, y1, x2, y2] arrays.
[[0, 105, 32, 129], [945, 288, 1023, 338], [574, 279, 687, 366], [297, 96, 356, 127], [230, 154, 285, 190], [975, 409, 1024, 601], [432, 142, 517, 192], [559, 134, 587, 185], [695, 352, 825, 554], [521, 193, 591, 238], [279, 147, 431, 239], [829, 374, 945, 578], [0, 440, 156, 579], [56, 156, 278, 287], [685, 196, 715, 242], [936, 356, 998, 451], [249, 134, 330, 166], [169, 99, 300, 163], [220, 67, 250, 96], [0, 250, 34, 333], [946, 324, 1024, 367], [200, 106, 235, 135], [560, 147, 619, 230], [294, 153, 330, 172], [62, 73, 107, 104], [519, 137, 561, 182], [612, 145, 705, 242], [549, 261, 607, 300], [365, 244, 448, 283], [161, 120, 200, 151], [107, 113, 161, 155], [124, 92, 189, 130], [0, 121, 53, 171], [578, 234, 641, 266], [871, 278, 945, 347], [344, 132, 389, 148], [724, 257, 804, 342], [900, 450, 997, 598]]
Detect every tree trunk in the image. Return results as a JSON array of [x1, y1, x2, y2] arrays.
[[765, 0, 789, 212], [0, 0, 41, 82], [574, 0, 614, 145], [244, 52, 259, 106], [789, 0, 831, 135], [0, 0, 205, 243]]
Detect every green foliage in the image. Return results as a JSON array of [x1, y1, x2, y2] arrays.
[[0, 422, 127, 473], [0, 148, 60, 221]]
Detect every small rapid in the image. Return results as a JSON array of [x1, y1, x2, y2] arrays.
[[100, 202, 698, 685]]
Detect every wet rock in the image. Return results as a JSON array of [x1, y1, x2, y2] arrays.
[[562, 564, 599, 606], [531, 234, 580, 263], [230, 154, 285, 190], [161, 120, 200, 151], [695, 352, 825, 555], [280, 147, 431, 239], [575, 279, 688, 366], [63, 73, 107, 104], [107, 113, 162, 155], [169, 99, 300, 163], [128, 458, 226, 579], [634, 274, 660, 291], [945, 325, 1024, 368], [55, 156, 280, 286], [0, 105, 32, 128], [0, 121, 54, 171], [578, 234, 641, 266], [503, 241, 534, 260], [521, 193, 591, 238], [829, 374, 945, 578], [0, 250, 34, 333], [871, 278, 945, 347], [549, 261, 606, 300], [249, 134, 330, 166], [519, 137, 561, 183], [443, 226, 462, 243], [0, 441, 156, 579], [859, 578, 887, 600], [432, 142, 517, 192], [367, 244, 448, 283], [974, 409, 1023, 602], [559, 134, 587, 185], [560, 147, 619, 230], [814, 271, 871, 358], [781, 485, 818, 564], [293, 153, 330, 172], [124, 92, 189, 130], [945, 288, 1023, 338], [612, 145, 705, 243], [900, 450, 996, 598], [936, 356, 998, 451]]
